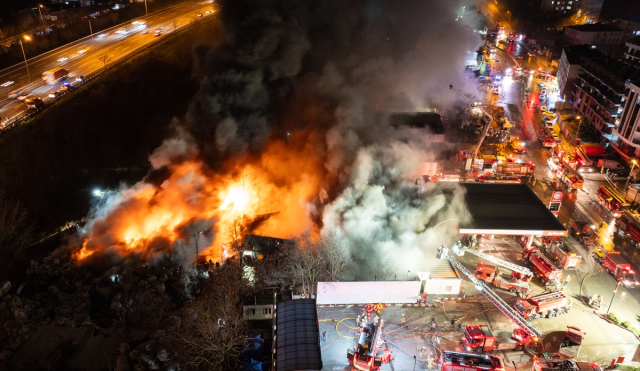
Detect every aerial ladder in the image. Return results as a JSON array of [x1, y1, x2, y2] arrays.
[[437, 245, 542, 338], [452, 241, 533, 280]]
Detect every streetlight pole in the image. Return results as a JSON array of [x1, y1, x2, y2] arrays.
[[87, 17, 93, 36], [144, 0, 148, 15], [507, 11, 511, 25], [576, 116, 582, 141], [19, 37, 31, 83], [624, 159, 638, 192], [606, 281, 621, 315], [38, 5, 44, 28]]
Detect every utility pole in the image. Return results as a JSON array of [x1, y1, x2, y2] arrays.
[[38, 5, 44, 28], [87, 17, 93, 36], [606, 281, 621, 316], [144, 0, 148, 15], [624, 159, 638, 192], [19, 37, 32, 83]]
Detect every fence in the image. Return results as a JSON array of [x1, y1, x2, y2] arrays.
[[0, 10, 211, 134]]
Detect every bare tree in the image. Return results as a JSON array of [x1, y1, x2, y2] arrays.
[[177, 263, 248, 370], [98, 54, 111, 70], [322, 232, 351, 282], [369, 259, 398, 281], [0, 192, 33, 254]]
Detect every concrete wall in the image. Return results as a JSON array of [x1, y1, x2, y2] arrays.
[[316, 281, 422, 305]]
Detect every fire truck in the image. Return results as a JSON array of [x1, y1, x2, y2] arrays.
[[616, 211, 640, 247], [438, 351, 505, 371], [522, 248, 563, 285], [452, 242, 533, 282], [558, 164, 584, 190], [596, 185, 629, 218], [474, 262, 530, 296], [347, 318, 391, 370], [602, 252, 638, 287], [493, 162, 535, 176], [539, 127, 557, 148], [514, 291, 572, 320], [560, 151, 578, 170], [541, 237, 582, 270], [477, 174, 521, 183], [462, 325, 536, 353], [532, 358, 601, 371], [558, 326, 585, 359]]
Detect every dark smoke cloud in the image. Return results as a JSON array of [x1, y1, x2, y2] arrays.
[[66, 0, 485, 275]]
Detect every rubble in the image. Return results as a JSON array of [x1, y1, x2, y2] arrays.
[[0, 256, 213, 370]]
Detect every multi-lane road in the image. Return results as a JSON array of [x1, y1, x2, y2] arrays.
[[0, 0, 215, 125]]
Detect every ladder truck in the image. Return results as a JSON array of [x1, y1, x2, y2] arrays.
[[452, 242, 534, 282], [347, 316, 391, 370], [437, 246, 541, 339]]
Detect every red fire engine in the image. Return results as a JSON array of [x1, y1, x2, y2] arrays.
[[561, 151, 578, 170], [477, 174, 522, 183], [462, 325, 537, 352], [558, 164, 584, 190], [438, 351, 505, 371], [474, 262, 530, 295], [596, 185, 629, 218], [541, 237, 582, 270], [522, 247, 563, 285], [616, 211, 640, 247], [347, 320, 392, 370], [532, 358, 601, 371], [514, 291, 572, 320]]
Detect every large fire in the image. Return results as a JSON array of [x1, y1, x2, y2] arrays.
[[72, 133, 324, 264]]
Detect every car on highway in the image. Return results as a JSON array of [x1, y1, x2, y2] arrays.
[[16, 94, 29, 101], [543, 111, 557, 119], [97, 33, 107, 38], [24, 97, 44, 110], [7, 90, 24, 99], [115, 28, 129, 35], [205, 10, 211, 14], [58, 57, 68, 62], [517, 55, 523, 60], [197, 13, 203, 17], [60, 82, 72, 91], [141, 29, 149, 34], [48, 91, 61, 99], [1, 81, 14, 88]]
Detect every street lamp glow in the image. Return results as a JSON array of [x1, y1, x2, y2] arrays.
[[23, 35, 31, 40], [93, 189, 103, 196]]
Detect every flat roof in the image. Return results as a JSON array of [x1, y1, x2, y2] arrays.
[[566, 24, 622, 33], [458, 183, 567, 236], [275, 299, 322, 371]]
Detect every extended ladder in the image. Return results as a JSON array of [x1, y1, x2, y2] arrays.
[[453, 242, 533, 277], [437, 246, 541, 338]]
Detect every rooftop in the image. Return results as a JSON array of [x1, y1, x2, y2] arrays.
[[566, 24, 622, 33], [563, 45, 605, 65], [458, 183, 567, 236], [275, 299, 322, 371]]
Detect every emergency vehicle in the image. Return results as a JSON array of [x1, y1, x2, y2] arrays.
[[602, 252, 638, 287], [560, 151, 578, 170], [558, 326, 585, 359], [522, 247, 563, 285], [539, 127, 557, 148], [596, 185, 629, 218], [514, 291, 572, 320], [476, 174, 521, 183], [347, 320, 391, 370], [541, 237, 581, 269], [493, 162, 535, 176], [559, 164, 584, 190], [474, 262, 529, 295], [532, 358, 601, 371], [463, 325, 537, 353], [437, 351, 505, 371], [508, 137, 526, 154], [616, 211, 640, 247]]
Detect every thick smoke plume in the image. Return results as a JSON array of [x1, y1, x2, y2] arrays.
[[61, 0, 484, 276]]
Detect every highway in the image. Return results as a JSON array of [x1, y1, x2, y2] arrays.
[[0, 0, 215, 125]]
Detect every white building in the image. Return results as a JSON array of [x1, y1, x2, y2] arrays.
[[614, 81, 640, 157], [564, 24, 624, 53]]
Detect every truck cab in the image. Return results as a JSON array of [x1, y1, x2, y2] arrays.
[[514, 299, 537, 319], [463, 325, 496, 352], [559, 326, 584, 359]]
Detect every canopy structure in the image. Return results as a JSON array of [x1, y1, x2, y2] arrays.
[[274, 299, 322, 371], [458, 183, 567, 237]]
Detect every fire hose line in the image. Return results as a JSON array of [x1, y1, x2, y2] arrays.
[[579, 271, 592, 309], [320, 318, 357, 351], [386, 313, 436, 334]]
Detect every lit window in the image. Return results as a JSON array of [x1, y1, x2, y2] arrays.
[[556, 6, 559, 9], [551, 0, 554, 3], [568, 0, 572, 3], [561, 6, 564, 9], [567, 6, 571, 8]]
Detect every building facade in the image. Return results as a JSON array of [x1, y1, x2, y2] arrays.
[[613, 82, 640, 158], [613, 18, 640, 42], [626, 37, 640, 63], [541, 0, 581, 15], [557, 45, 603, 98], [572, 58, 628, 143], [564, 24, 624, 47], [580, 0, 604, 24]]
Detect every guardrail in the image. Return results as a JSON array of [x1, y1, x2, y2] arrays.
[[0, 12, 212, 134], [0, 0, 200, 79]]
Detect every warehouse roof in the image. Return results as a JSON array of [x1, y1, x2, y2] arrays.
[[458, 183, 567, 236], [275, 299, 322, 371], [566, 24, 622, 33]]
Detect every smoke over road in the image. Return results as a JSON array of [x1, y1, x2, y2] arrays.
[[62, 0, 484, 277]]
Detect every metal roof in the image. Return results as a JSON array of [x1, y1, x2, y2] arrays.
[[275, 299, 322, 371], [458, 183, 567, 236]]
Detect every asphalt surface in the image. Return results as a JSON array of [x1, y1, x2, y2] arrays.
[[0, 0, 215, 123]]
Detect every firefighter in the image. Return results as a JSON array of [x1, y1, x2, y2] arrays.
[[420, 346, 425, 358], [356, 315, 361, 327], [400, 313, 406, 324], [380, 318, 384, 328], [430, 318, 437, 332], [374, 314, 380, 324], [322, 331, 328, 342], [563, 274, 571, 287], [427, 352, 435, 369]]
